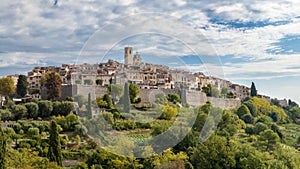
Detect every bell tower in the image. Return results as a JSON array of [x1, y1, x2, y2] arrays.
[[124, 47, 133, 65]]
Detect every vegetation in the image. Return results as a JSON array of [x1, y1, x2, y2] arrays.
[[41, 72, 63, 100], [0, 86, 299, 168], [0, 122, 7, 169], [48, 120, 63, 166], [0, 77, 15, 96], [251, 82, 257, 97], [16, 75, 28, 98]]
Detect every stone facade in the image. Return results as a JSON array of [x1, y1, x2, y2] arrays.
[[181, 89, 241, 109]]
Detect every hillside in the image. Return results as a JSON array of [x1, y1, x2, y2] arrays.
[[1, 87, 300, 168]]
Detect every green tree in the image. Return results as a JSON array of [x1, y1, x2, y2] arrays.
[[87, 93, 92, 118], [38, 100, 53, 117], [0, 77, 15, 96], [0, 122, 7, 169], [129, 83, 139, 103], [237, 104, 251, 118], [250, 82, 257, 97], [258, 129, 280, 151], [47, 120, 63, 166], [167, 93, 180, 103], [12, 105, 27, 120], [123, 83, 130, 113], [16, 75, 28, 97], [25, 102, 39, 119], [160, 105, 178, 120], [190, 134, 237, 169], [42, 72, 62, 100]]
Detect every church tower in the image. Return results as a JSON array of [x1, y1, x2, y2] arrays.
[[124, 47, 133, 65]]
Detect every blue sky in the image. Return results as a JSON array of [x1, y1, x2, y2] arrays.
[[0, 0, 299, 103]]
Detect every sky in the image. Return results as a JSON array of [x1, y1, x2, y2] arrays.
[[0, 0, 299, 103]]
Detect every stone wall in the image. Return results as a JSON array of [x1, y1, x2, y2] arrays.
[[42, 85, 107, 100], [181, 90, 241, 109], [139, 88, 180, 102]]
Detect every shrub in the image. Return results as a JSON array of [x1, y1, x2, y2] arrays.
[[0, 109, 12, 121], [25, 102, 39, 119], [160, 105, 178, 120], [11, 105, 27, 120], [38, 100, 53, 118], [27, 127, 40, 136], [241, 114, 254, 124]]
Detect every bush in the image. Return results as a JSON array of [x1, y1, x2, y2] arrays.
[[27, 127, 40, 136], [52, 101, 75, 116], [0, 109, 12, 121], [25, 102, 39, 119], [237, 104, 251, 118], [167, 93, 180, 103], [160, 105, 178, 120], [38, 100, 53, 118], [253, 122, 268, 134], [241, 114, 254, 124], [12, 105, 27, 120]]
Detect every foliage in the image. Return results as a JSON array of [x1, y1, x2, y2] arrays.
[[6, 148, 62, 169], [202, 84, 220, 97], [52, 114, 80, 131], [25, 102, 39, 119], [167, 93, 181, 103], [0, 109, 12, 121], [257, 129, 280, 151], [87, 93, 92, 118], [190, 134, 237, 169], [122, 82, 130, 113], [27, 127, 40, 136], [250, 82, 257, 97], [38, 100, 53, 118], [16, 74, 28, 97], [237, 104, 251, 118], [42, 71, 63, 100], [160, 105, 178, 120], [0, 122, 7, 169], [129, 83, 140, 103], [0, 77, 15, 96], [52, 101, 75, 116], [11, 104, 27, 120], [47, 120, 63, 166]]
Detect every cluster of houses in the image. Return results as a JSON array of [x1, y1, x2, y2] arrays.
[[4, 47, 288, 107]]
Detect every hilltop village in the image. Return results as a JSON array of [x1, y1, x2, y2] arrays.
[[5, 47, 288, 109]]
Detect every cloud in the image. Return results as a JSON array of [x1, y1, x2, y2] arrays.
[[0, 0, 300, 81]]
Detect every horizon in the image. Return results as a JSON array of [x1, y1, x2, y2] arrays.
[[0, 1, 299, 103]]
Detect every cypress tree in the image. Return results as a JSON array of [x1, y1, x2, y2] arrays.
[[250, 82, 257, 97], [87, 93, 92, 118], [47, 120, 63, 166], [0, 122, 7, 169], [16, 74, 28, 98], [123, 82, 130, 113]]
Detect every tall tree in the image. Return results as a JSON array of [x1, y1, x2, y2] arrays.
[[250, 82, 257, 97], [47, 120, 63, 166], [129, 83, 139, 103], [87, 93, 92, 118], [0, 77, 15, 96], [123, 82, 130, 113], [42, 72, 62, 100], [16, 75, 28, 97], [0, 122, 7, 169]]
